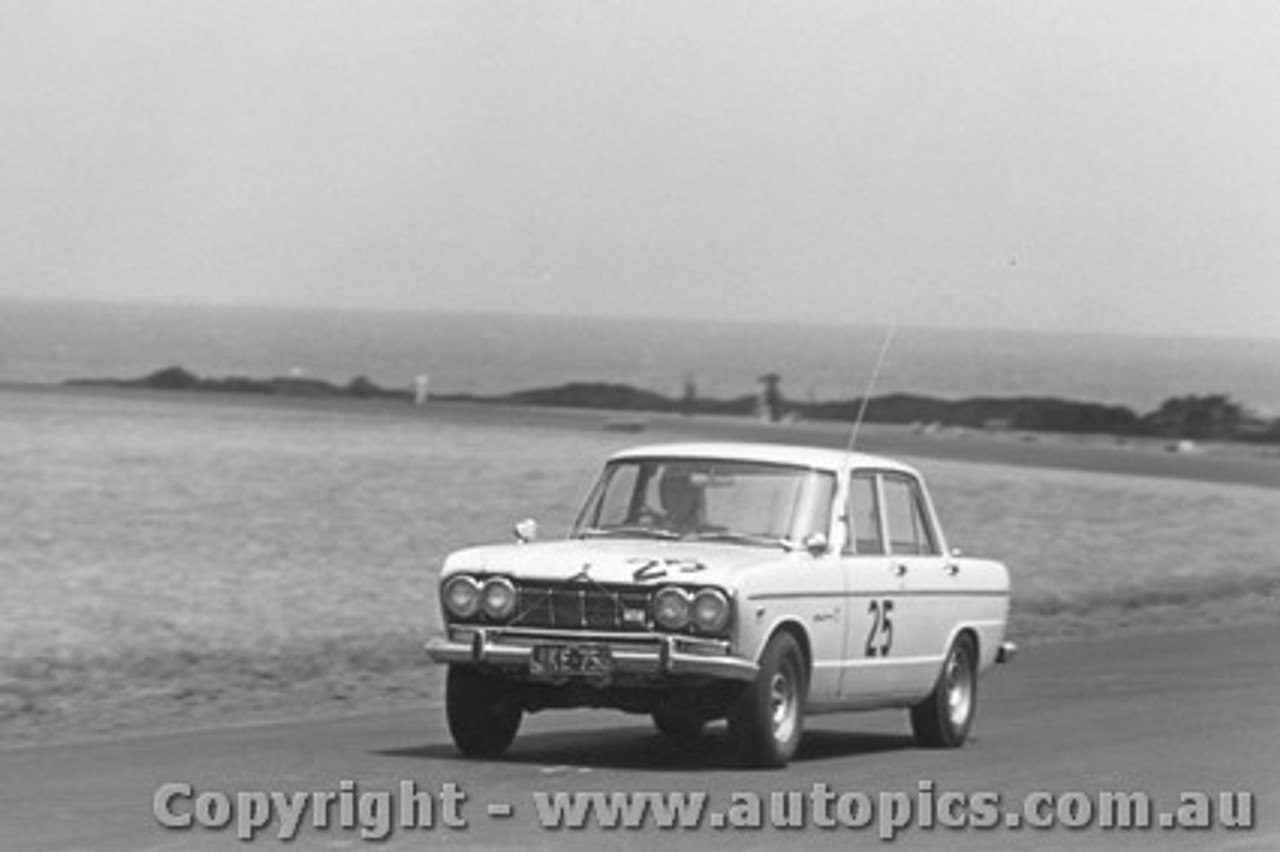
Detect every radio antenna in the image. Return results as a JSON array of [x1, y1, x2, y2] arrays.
[[845, 324, 896, 454]]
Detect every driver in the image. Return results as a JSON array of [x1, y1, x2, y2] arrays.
[[657, 469, 703, 534]]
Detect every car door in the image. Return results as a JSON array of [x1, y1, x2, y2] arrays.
[[789, 468, 847, 707], [836, 469, 909, 705], [878, 471, 955, 698]]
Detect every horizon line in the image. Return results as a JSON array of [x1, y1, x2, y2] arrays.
[[3, 295, 1278, 347]]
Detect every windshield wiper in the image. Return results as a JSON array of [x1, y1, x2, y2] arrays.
[[579, 526, 682, 541], [686, 530, 796, 551]]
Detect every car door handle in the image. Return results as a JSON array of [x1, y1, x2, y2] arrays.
[[944, 563, 960, 576], [892, 563, 908, 577]]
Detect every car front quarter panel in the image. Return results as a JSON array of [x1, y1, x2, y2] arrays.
[[728, 555, 844, 699]]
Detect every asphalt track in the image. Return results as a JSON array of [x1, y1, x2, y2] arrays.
[[3, 624, 1277, 851]]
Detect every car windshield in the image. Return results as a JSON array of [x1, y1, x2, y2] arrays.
[[574, 457, 835, 548]]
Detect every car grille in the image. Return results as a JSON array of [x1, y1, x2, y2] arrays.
[[507, 580, 652, 632]]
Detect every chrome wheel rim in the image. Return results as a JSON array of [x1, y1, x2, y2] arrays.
[[944, 645, 974, 729], [769, 666, 798, 743]]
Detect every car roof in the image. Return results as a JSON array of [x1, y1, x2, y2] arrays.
[[608, 441, 920, 476]]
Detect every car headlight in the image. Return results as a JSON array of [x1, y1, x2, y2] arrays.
[[691, 588, 730, 634], [481, 576, 518, 620], [653, 587, 691, 631], [442, 574, 481, 619]]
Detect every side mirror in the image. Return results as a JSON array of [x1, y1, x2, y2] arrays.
[[803, 532, 829, 557], [950, 547, 963, 558], [513, 518, 539, 544]]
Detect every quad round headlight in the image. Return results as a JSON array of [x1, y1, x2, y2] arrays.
[[442, 575, 481, 619], [653, 587, 692, 631], [691, 588, 731, 634], [481, 576, 518, 620]]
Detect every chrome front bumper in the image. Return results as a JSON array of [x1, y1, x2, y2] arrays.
[[424, 627, 760, 682]]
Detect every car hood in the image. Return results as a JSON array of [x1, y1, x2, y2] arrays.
[[441, 538, 791, 588]]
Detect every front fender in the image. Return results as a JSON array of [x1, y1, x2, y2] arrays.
[[736, 612, 813, 671]]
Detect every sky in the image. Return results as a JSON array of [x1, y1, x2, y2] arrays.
[[2, 0, 1278, 339]]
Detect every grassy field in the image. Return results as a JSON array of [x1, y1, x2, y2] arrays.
[[2, 387, 1277, 745]]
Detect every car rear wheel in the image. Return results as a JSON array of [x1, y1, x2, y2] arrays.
[[446, 665, 522, 758], [910, 632, 977, 748], [728, 632, 806, 768]]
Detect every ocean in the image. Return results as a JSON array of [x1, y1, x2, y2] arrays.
[[1, 299, 1276, 412]]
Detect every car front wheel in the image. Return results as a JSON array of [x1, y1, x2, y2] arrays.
[[446, 665, 522, 758], [910, 632, 977, 748], [728, 632, 806, 768]]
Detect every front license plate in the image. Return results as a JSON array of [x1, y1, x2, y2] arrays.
[[530, 643, 614, 677]]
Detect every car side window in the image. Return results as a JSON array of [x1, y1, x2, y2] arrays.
[[845, 472, 884, 555], [882, 474, 939, 556]]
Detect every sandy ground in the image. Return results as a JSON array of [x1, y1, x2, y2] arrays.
[[1, 383, 1276, 750], [10, 382, 1279, 488], [1, 385, 1277, 851]]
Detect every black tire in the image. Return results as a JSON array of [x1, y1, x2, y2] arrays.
[[652, 709, 704, 742], [911, 632, 977, 749], [728, 632, 807, 768], [446, 665, 522, 758]]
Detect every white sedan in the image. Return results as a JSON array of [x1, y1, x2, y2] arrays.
[[426, 442, 1015, 767]]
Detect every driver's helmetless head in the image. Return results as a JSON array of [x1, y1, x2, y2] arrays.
[[658, 470, 701, 528]]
